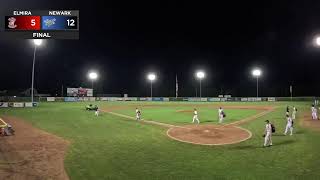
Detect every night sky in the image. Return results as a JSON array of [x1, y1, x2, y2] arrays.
[[1, 0, 320, 97]]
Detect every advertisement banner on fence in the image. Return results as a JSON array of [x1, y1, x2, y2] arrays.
[[13, 102, 24, 107], [201, 98, 207, 102], [220, 98, 227, 102], [139, 97, 147, 101], [247, 97, 262, 102], [100, 97, 109, 101], [47, 97, 55, 102], [0, 102, 8, 108], [227, 98, 233, 101], [268, 97, 276, 102], [163, 98, 170, 101], [188, 98, 201, 102], [152, 97, 163, 101], [129, 97, 138, 101], [115, 98, 123, 101], [208, 98, 220, 102], [89, 97, 96, 101], [64, 97, 78, 102], [77, 97, 89, 101], [241, 98, 248, 102], [25, 102, 33, 107]]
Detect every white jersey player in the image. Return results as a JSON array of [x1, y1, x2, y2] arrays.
[[192, 108, 200, 124], [95, 106, 99, 116], [292, 106, 297, 120], [264, 120, 273, 147], [284, 115, 293, 136], [311, 105, 318, 120], [136, 108, 141, 121], [218, 107, 224, 123]]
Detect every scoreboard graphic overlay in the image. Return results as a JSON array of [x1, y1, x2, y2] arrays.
[[2, 10, 79, 39]]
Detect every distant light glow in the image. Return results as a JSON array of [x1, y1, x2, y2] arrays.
[[252, 69, 262, 77], [147, 73, 156, 81], [196, 71, 205, 79], [88, 72, 98, 80], [33, 39, 43, 46]]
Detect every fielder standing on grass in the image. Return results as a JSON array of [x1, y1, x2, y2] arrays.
[[284, 115, 293, 136], [192, 108, 200, 124], [286, 106, 290, 116], [263, 120, 273, 147], [136, 108, 141, 121], [311, 104, 318, 120], [292, 106, 297, 120], [95, 105, 99, 116], [218, 107, 224, 123]]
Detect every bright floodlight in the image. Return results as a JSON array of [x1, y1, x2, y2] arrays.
[[196, 71, 205, 79], [316, 36, 320, 46], [147, 73, 156, 81], [88, 72, 98, 80], [252, 69, 261, 77], [33, 39, 43, 46]]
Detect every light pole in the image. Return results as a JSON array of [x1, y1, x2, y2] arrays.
[[147, 73, 156, 98], [88, 72, 98, 95], [31, 39, 43, 105], [196, 71, 205, 98], [252, 68, 262, 98]]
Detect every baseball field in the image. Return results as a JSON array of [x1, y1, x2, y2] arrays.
[[0, 101, 320, 179]]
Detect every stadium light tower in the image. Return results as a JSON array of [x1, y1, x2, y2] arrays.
[[196, 71, 205, 98], [31, 39, 43, 106], [88, 71, 98, 89], [252, 68, 262, 98], [147, 73, 156, 98]]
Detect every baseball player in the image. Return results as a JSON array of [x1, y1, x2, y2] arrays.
[[263, 120, 273, 147], [284, 115, 293, 136], [312, 104, 318, 120], [136, 108, 141, 121], [192, 108, 200, 124], [286, 106, 290, 117], [292, 106, 297, 120], [218, 107, 224, 123], [95, 106, 99, 116]]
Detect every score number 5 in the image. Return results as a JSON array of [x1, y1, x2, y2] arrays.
[[31, 19, 36, 26]]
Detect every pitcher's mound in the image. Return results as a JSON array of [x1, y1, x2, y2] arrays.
[[167, 125, 251, 145]]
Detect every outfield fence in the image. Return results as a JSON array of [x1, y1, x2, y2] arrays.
[[0, 96, 318, 108]]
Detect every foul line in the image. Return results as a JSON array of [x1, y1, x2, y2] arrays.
[[0, 118, 7, 128], [224, 108, 275, 127], [105, 111, 179, 128]]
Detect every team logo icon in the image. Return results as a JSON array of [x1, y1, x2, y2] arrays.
[[44, 18, 56, 27], [8, 17, 17, 29]]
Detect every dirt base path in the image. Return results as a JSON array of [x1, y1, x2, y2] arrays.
[[300, 112, 320, 132], [0, 116, 69, 180]]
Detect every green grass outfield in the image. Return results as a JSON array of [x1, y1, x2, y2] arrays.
[[1, 101, 320, 180], [109, 104, 258, 124]]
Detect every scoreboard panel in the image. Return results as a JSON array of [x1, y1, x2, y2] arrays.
[[1, 10, 79, 39]]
